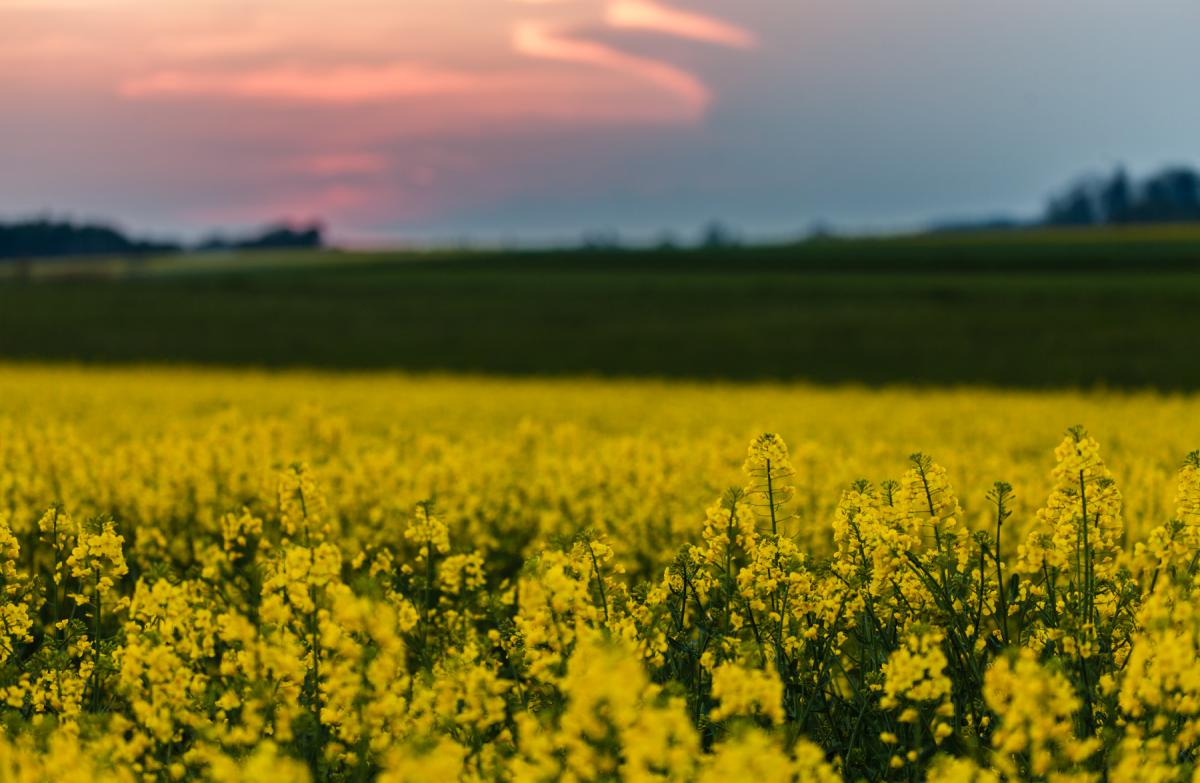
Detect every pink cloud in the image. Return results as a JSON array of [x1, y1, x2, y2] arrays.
[[2, 0, 761, 234], [289, 153, 390, 176], [513, 20, 709, 115], [606, 0, 756, 49], [119, 63, 480, 104], [118, 64, 699, 129]]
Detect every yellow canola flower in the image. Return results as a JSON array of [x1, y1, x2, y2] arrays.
[[699, 729, 839, 783], [709, 661, 785, 724], [0, 366, 1200, 781], [984, 650, 1099, 779], [880, 628, 952, 709]]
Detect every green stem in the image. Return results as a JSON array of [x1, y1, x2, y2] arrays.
[[1078, 469, 1093, 628], [585, 540, 609, 623], [91, 566, 101, 711], [993, 495, 1010, 645], [765, 458, 777, 536]]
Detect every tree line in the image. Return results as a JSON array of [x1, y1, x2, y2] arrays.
[[1044, 166, 1200, 226], [0, 219, 324, 260], [6, 164, 1200, 260]]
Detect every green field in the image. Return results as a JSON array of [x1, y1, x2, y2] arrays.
[[3, 226, 1200, 388]]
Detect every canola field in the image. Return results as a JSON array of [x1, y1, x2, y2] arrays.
[[2, 364, 1200, 780]]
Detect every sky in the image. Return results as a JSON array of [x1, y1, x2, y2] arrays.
[[3, 0, 1200, 245]]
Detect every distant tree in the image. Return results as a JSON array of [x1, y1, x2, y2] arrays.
[[805, 220, 836, 240], [240, 223, 324, 250], [700, 220, 740, 249], [198, 222, 325, 252], [1044, 164, 1200, 227], [0, 218, 180, 260], [654, 231, 681, 252], [1044, 183, 1099, 226], [1134, 168, 1200, 223], [580, 229, 622, 251], [1100, 167, 1133, 224]]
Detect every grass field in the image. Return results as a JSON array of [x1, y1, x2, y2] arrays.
[[2, 226, 1200, 388]]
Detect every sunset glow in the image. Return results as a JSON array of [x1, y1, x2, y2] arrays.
[[4, 1, 1200, 242], [1, 0, 758, 238]]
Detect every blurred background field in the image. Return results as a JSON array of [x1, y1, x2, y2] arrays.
[[3, 224, 1200, 388]]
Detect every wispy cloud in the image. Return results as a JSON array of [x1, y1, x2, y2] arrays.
[[119, 64, 480, 103], [118, 61, 696, 128], [513, 20, 710, 114], [111, 1, 755, 119], [605, 0, 756, 48]]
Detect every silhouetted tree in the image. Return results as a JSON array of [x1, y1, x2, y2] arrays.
[[701, 220, 740, 249], [1100, 167, 1133, 224], [198, 222, 325, 252], [0, 219, 180, 260], [1134, 168, 1200, 223], [1045, 183, 1099, 226], [654, 231, 681, 251], [579, 229, 622, 251], [1044, 164, 1200, 226]]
